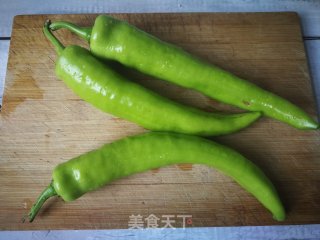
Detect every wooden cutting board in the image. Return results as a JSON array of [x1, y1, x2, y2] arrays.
[[0, 13, 319, 230]]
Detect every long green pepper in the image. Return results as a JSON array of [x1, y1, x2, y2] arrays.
[[50, 15, 319, 130], [44, 20, 260, 136], [28, 132, 285, 222]]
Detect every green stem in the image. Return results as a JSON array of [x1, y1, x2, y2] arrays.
[[28, 182, 57, 222], [43, 20, 65, 55], [49, 21, 92, 42]]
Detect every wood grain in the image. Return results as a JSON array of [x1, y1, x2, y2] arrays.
[[0, 13, 319, 230]]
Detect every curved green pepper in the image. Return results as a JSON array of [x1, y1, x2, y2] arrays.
[[44, 20, 260, 136], [50, 15, 319, 130], [28, 132, 285, 222]]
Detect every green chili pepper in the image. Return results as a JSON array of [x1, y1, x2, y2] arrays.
[[50, 15, 319, 130], [28, 131, 285, 222], [43, 20, 260, 136]]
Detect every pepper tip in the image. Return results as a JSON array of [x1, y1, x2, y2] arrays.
[[44, 19, 51, 28]]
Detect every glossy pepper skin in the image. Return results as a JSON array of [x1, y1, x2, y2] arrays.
[[28, 132, 285, 222], [50, 15, 319, 130], [45, 21, 260, 136]]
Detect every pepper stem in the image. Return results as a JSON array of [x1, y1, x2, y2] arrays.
[[43, 20, 65, 55], [28, 182, 57, 222], [49, 21, 92, 42]]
